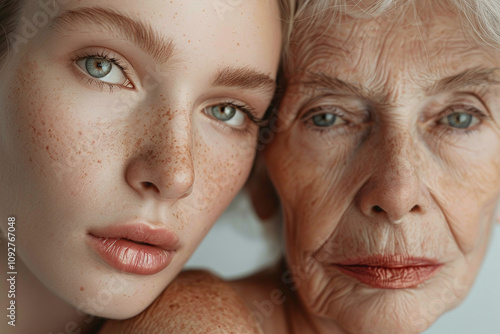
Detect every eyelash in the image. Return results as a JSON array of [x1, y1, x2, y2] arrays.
[[207, 100, 260, 137], [436, 104, 489, 136], [71, 50, 262, 136], [301, 106, 349, 133], [71, 49, 133, 92]]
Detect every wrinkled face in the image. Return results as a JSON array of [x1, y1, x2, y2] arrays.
[[265, 7, 500, 334], [0, 0, 281, 319]]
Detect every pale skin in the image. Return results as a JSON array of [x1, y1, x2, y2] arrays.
[[0, 0, 281, 333], [110, 3, 500, 334]]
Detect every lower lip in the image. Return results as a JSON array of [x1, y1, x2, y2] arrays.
[[335, 264, 443, 289], [87, 234, 174, 275]]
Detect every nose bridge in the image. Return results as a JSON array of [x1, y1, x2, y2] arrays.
[[152, 106, 195, 196], [359, 128, 424, 222], [125, 101, 195, 201], [380, 130, 418, 184]]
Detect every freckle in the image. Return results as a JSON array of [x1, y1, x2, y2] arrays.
[[97, 160, 101, 163], [80, 286, 85, 291], [78, 131, 82, 135]]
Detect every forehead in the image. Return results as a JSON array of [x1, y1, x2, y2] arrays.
[[288, 7, 500, 95]]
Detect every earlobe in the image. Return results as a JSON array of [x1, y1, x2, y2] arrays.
[[245, 153, 280, 221]]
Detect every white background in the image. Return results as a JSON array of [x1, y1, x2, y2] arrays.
[[185, 192, 500, 333]]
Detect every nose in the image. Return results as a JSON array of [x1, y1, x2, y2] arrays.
[[357, 134, 427, 223], [125, 110, 195, 201]]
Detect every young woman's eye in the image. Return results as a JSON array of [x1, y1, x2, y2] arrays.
[[76, 57, 132, 87], [205, 104, 246, 127], [438, 112, 480, 128]]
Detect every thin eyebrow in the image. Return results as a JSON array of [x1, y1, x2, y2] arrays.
[[211, 67, 276, 95], [50, 7, 175, 64], [427, 67, 500, 95]]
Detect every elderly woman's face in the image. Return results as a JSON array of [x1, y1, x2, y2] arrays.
[[0, 0, 280, 319], [265, 7, 500, 334]]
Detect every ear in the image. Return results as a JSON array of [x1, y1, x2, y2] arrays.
[[245, 153, 280, 221]]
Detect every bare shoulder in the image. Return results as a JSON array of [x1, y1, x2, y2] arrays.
[[99, 270, 261, 334]]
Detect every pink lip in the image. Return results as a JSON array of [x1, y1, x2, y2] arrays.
[[334, 255, 443, 289], [87, 223, 179, 275]]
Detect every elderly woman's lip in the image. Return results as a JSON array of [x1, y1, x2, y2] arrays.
[[335, 255, 440, 267], [333, 256, 443, 289]]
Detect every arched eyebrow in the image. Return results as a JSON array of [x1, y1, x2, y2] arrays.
[[426, 67, 500, 95], [50, 7, 277, 95], [50, 6, 175, 64]]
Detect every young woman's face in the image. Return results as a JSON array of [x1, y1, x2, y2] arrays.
[[265, 7, 500, 334], [0, 0, 281, 318]]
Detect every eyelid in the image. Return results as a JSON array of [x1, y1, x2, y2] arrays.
[[70, 47, 136, 91], [202, 101, 259, 137], [301, 105, 346, 121], [438, 103, 489, 122]]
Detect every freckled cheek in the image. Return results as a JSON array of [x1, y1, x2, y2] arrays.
[[191, 132, 255, 212], [8, 71, 105, 194]]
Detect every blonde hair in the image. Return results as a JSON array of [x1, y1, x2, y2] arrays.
[[284, 0, 500, 71]]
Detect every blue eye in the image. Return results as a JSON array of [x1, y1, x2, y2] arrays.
[[312, 113, 338, 127], [85, 58, 112, 78], [443, 113, 476, 128], [438, 105, 483, 129], [75, 55, 132, 88], [205, 104, 246, 127]]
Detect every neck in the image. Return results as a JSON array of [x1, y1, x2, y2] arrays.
[[1, 237, 104, 334]]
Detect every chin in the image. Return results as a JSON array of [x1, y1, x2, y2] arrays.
[[307, 268, 473, 334]]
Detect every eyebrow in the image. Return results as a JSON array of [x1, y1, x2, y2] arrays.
[[427, 67, 500, 95], [211, 67, 277, 94], [50, 7, 175, 64], [300, 67, 500, 103], [299, 71, 385, 103]]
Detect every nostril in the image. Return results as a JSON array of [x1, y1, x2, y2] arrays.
[[411, 205, 419, 212], [142, 181, 159, 193], [373, 205, 384, 213]]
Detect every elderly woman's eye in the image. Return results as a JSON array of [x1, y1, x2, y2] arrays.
[[438, 105, 484, 129], [76, 57, 132, 87], [205, 103, 247, 127], [308, 111, 346, 128]]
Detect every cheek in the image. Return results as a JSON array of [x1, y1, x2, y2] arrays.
[[428, 131, 500, 252], [190, 124, 256, 215], [266, 128, 362, 253], [4, 60, 106, 198]]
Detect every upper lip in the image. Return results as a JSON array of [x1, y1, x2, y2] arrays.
[[335, 255, 440, 267], [88, 221, 180, 251]]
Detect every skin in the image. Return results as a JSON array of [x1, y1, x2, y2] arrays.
[[118, 2, 500, 334], [259, 4, 500, 334], [0, 0, 281, 333]]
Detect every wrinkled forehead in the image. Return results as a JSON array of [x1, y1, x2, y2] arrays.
[[286, 6, 500, 93]]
